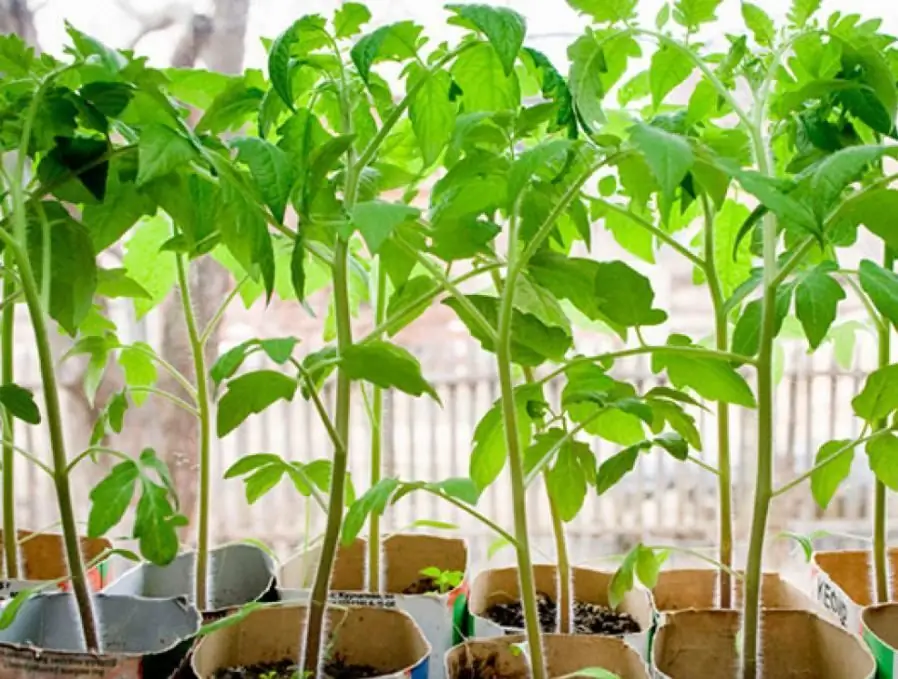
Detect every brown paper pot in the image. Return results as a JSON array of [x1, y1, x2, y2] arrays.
[[0, 592, 201, 679], [861, 603, 898, 679], [446, 634, 650, 679], [812, 549, 898, 633], [651, 570, 814, 612], [0, 531, 111, 599], [468, 566, 653, 658], [653, 609, 875, 679], [279, 534, 470, 679], [192, 603, 431, 679]]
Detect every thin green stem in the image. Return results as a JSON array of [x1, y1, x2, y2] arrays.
[[291, 360, 347, 461], [359, 263, 503, 343], [127, 386, 199, 418], [689, 455, 720, 476], [873, 248, 894, 603], [841, 274, 886, 332], [0, 229, 99, 651], [175, 253, 212, 612], [539, 345, 757, 387], [499, 208, 546, 679], [200, 276, 248, 346], [367, 263, 386, 593], [65, 446, 132, 475], [590, 196, 706, 270], [418, 486, 519, 548], [2, 253, 17, 578], [773, 427, 874, 497], [0, 438, 52, 476], [127, 343, 198, 403], [701, 194, 733, 609]]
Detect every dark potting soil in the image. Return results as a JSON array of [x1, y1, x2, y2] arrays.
[[211, 656, 383, 679], [484, 592, 641, 635], [453, 653, 521, 679], [401, 576, 439, 594]]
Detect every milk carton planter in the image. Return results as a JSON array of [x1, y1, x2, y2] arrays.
[[653, 609, 875, 679], [279, 534, 469, 679], [811, 550, 898, 635], [0, 592, 200, 679], [103, 543, 277, 616], [446, 635, 650, 679], [468, 566, 653, 659], [0, 532, 111, 603], [862, 604, 898, 678], [191, 603, 430, 679], [651, 570, 814, 613]]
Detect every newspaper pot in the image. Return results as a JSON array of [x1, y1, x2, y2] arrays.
[[279, 534, 470, 679], [862, 603, 898, 678], [811, 549, 898, 634], [104, 543, 277, 677], [468, 566, 653, 659], [0, 591, 200, 679], [651, 569, 814, 612], [445, 634, 650, 679], [103, 543, 277, 615], [192, 603, 431, 679], [653, 609, 875, 679], [0, 531, 111, 601]]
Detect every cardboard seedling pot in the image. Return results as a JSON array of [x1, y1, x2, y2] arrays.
[[0, 531, 111, 601], [653, 609, 875, 679], [862, 603, 898, 678], [279, 534, 470, 679], [103, 543, 278, 616], [811, 549, 898, 634], [651, 569, 814, 612], [468, 566, 654, 659], [192, 602, 431, 679], [0, 591, 201, 679], [445, 634, 650, 679]]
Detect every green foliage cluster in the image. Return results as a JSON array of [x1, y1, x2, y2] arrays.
[[2, 1, 898, 677]]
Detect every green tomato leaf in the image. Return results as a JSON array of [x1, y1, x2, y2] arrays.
[[196, 78, 264, 134], [674, 0, 723, 30], [0, 384, 40, 425], [409, 67, 456, 166], [470, 383, 542, 491], [268, 20, 300, 109], [811, 145, 889, 219], [136, 124, 198, 186], [652, 337, 757, 408], [386, 276, 440, 337], [867, 432, 898, 492], [545, 439, 591, 522], [96, 268, 152, 300], [88, 460, 139, 538], [351, 21, 423, 84], [231, 137, 296, 223], [452, 42, 520, 112], [351, 200, 420, 254], [741, 3, 775, 47], [217, 370, 298, 437], [731, 284, 793, 357], [595, 444, 641, 495], [810, 439, 854, 509], [650, 44, 694, 109], [609, 546, 637, 609], [341, 477, 401, 545], [118, 342, 158, 406], [859, 260, 898, 330], [635, 544, 667, 589], [836, 188, 898, 252], [334, 3, 371, 38], [565, 0, 637, 23], [795, 266, 846, 350], [852, 364, 898, 424], [788, 0, 821, 26], [134, 478, 183, 566], [628, 123, 694, 222], [338, 340, 438, 400], [446, 4, 526, 76], [594, 261, 667, 327]]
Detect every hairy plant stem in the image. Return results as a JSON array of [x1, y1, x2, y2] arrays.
[[701, 195, 733, 609], [175, 254, 212, 611], [2, 257, 17, 578], [498, 216, 546, 678], [0, 230, 98, 650], [873, 248, 894, 603], [367, 264, 386, 593], [302, 238, 353, 678]]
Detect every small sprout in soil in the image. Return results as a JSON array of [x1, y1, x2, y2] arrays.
[[412, 566, 464, 594]]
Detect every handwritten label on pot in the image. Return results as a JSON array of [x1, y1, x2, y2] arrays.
[[328, 592, 399, 608], [0, 645, 141, 679]]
